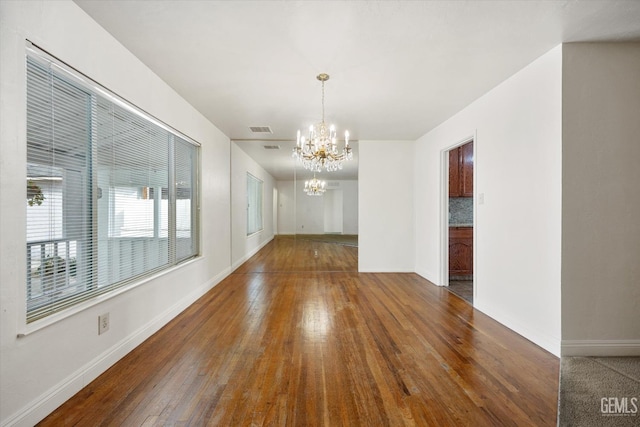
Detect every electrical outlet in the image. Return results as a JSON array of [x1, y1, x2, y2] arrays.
[[98, 313, 110, 335]]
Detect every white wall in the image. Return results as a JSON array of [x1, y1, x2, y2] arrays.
[[359, 141, 415, 272], [276, 180, 296, 235], [561, 43, 640, 356], [276, 179, 358, 235], [295, 180, 325, 234], [231, 143, 275, 270], [414, 46, 563, 356], [0, 1, 231, 425], [323, 189, 344, 234], [337, 180, 359, 235]]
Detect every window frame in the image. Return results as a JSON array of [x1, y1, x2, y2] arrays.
[[24, 43, 201, 325]]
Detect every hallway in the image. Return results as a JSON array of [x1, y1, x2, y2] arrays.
[[40, 238, 559, 426]]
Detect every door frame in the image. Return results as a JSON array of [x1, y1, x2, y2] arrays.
[[440, 133, 476, 301]]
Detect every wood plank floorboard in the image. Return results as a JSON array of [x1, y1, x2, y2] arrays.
[[39, 237, 559, 426]]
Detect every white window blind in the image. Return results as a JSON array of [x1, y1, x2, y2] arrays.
[[247, 173, 263, 235], [26, 46, 199, 322], [174, 138, 198, 261]]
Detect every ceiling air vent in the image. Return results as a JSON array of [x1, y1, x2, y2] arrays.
[[249, 126, 273, 134], [263, 145, 280, 150]]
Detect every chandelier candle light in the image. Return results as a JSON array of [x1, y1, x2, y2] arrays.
[[293, 73, 352, 172], [304, 173, 326, 196]]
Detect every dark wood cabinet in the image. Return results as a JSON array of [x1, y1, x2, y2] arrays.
[[449, 227, 473, 276], [460, 141, 473, 197], [448, 141, 473, 197], [448, 146, 461, 197]]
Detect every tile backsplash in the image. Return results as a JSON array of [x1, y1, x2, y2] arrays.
[[449, 197, 473, 225]]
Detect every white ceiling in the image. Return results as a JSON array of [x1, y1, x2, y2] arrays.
[[74, 0, 640, 180]]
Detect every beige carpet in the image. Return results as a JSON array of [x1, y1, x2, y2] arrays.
[[559, 357, 640, 426]]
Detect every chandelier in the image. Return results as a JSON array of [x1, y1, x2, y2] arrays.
[[304, 174, 326, 196], [293, 73, 352, 172]]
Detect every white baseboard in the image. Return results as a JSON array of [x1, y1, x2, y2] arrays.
[[561, 340, 640, 357], [231, 236, 274, 271], [2, 268, 231, 427]]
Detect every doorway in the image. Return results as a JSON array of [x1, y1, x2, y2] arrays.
[[446, 139, 474, 304], [323, 189, 344, 234]]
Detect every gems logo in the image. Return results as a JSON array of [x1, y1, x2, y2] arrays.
[[600, 397, 638, 416]]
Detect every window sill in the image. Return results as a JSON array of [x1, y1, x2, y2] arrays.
[[246, 229, 264, 238], [17, 255, 202, 338]]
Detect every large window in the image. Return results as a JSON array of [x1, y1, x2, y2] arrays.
[[26, 45, 199, 322], [246, 173, 263, 235]]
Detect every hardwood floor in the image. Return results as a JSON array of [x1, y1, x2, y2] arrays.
[[234, 236, 359, 273], [39, 238, 559, 426], [293, 234, 358, 247]]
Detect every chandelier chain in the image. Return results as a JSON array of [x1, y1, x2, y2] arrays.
[[321, 79, 325, 123]]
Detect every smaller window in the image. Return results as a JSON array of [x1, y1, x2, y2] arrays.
[[247, 173, 263, 235]]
